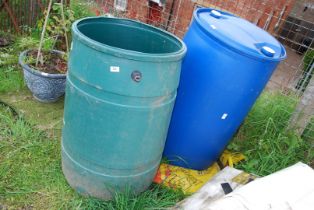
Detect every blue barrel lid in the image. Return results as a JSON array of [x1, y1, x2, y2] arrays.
[[194, 8, 286, 61]]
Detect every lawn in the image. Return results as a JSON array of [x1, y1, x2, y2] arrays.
[[0, 103, 184, 209], [0, 1, 313, 209], [0, 95, 185, 209]]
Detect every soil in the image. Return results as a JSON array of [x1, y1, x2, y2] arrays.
[[27, 50, 67, 74]]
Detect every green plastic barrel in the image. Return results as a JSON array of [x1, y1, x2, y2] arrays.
[[61, 17, 186, 200]]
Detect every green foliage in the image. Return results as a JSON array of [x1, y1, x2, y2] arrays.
[[0, 34, 54, 93], [0, 50, 17, 66], [70, 0, 96, 19], [230, 92, 314, 176], [38, 3, 75, 40], [16, 36, 53, 51], [2, 36, 52, 53], [15, 37, 39, 49], [23, 53, 37, 66], [0, 35, 41, 93]]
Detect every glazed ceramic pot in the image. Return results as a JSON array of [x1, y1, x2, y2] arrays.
[[19, 50, 66, 103]]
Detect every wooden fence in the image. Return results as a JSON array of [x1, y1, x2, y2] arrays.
[[0, 0, 69, 34]]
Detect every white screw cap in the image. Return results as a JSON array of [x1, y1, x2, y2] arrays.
[[210, 10, 222, 18]]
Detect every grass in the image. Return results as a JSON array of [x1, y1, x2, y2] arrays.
[[1, 91, 313, 209], [229, 92, 314, 176], [0, 104, 185, 209], [303, 118, 314, 142], [0, 66, 24, 93], [0, 42, 23, 93]]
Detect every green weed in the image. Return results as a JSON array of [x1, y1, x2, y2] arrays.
[[230, 92, 314, 176]]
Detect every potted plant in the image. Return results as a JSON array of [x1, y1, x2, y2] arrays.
[[19, 0, 70, 103]]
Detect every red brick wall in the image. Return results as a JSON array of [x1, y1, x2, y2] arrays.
[[94, 0, 296, 38], [170, 0, 296, 37], [170, 0, 295, 37], [127, 0, 149, 22], [169, 0, 195, 37]]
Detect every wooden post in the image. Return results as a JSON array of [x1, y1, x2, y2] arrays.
[[288, 63, 314, 136], [60, 0, 69, 54], [36, 0, 53, 66], [37, 0, 44, 11], [3, 0, 20, 33]]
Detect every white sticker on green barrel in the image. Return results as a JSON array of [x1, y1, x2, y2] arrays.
[[110, 66, 120, 72]]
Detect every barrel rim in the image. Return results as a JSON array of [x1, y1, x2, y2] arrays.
[[193, 8, 287, 62], [72, 16, 187, 62]]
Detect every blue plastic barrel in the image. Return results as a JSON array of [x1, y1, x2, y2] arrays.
[[163, 8, 286, 170]]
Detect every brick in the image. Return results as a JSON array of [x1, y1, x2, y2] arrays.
[[95, 0, 296, 36]]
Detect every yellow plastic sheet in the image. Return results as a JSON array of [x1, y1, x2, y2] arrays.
[[153, 150, 245, 194]]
